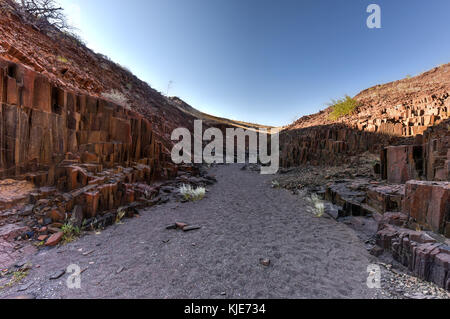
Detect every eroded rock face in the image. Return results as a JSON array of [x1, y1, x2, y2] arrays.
[[377, 224, 450, 290], [422, 120, 450, 181], [279, 123, 403, 168], [0, 58, 173, 181], [0, 57, 184, 223], [379, 119, 450, 183], [380, 145, 424, 184], [402, 181, 450, 237], [280, 63, 449, 170]]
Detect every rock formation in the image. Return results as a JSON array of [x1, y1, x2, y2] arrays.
[[0, 5, 448, 292], [279, 64, 450, 290], [0, 56, 187, 224]]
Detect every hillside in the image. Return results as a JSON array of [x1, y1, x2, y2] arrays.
[[0, 7, 265, 151], [169, 97, 273, 131], [0, 2, 449, 296], [279, 63, 449, 175], [286, 63, 450, 132]]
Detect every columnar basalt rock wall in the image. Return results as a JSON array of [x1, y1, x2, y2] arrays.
[[279, 124, 406, 168], [377, 223, 450, 290], [356, 92, 450, 136], [0, 58, 173, 184], [402, 181, 449, 237], [381, 119, 450, 184], [423, 120, 450, 181], [280, 91, 449, 170]]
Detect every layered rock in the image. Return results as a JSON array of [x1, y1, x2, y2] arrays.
[[380, 119, 450, 183], [377, 223, 450, 290], [322, 179, 405, 218], [0, 57, 173, 180], [279, 123, 405, 167], [402, 181, 449, 237], [281, 64, 450, 169], [380, 145, 424, 184], [422, 120, 450, 181], [0, 57, 183, 222]]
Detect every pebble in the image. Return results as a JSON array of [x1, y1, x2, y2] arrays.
[[116, 266, 125, 274], [49, 270, 66, 280], [183, 225, 201, 232], [17, 281, 34, 292], [82, 250, 94, 256], [259, 258, 271, 267]]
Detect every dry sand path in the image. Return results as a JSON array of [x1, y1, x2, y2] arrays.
[[0, 165, 379, 299]]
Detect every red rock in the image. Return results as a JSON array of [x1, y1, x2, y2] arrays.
[[402, 180, 449, 237], [85, 191, 100, 217], [0, 58, 168, 186], [379, 212, 408, 228], [422, 120, 450, 181], [383, 145, 423, 184], [38, 226, 48, 233], [37, 235, 48, 241], [45, 232, 63, 246], [47, 226, 61, 234], [46, 209, 65, 222], [176, 222, 188, 230], [367, 185, 405, 214]]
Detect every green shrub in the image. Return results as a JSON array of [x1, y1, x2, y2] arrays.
[[61, 223, 81, 244], [328, 95, 359, 120]]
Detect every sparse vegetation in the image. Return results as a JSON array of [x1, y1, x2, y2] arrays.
[[101, 90, 131, 110], [306, 194, 325, 218], [57, 55, 68, 63], [0, 266, 30, 290], [179, 184, 206, 201], [328, 95, 359, 120], [34, 240, 45, 247], [1, 0, 70, 32], [115, 207, 126, 224], [61, 223, 81, 244]]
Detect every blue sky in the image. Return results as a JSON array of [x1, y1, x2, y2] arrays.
[[59, 0, 450, 126]]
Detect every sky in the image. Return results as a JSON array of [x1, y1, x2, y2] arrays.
[[58, 0, 450, 127]]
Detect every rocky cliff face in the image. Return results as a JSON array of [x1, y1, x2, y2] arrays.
[[279, 64, 449, 290], [280, 63, 450, 183], [0, 11, 201, 150], [0, 57, 175, 181], [0, 55, 193, 231]]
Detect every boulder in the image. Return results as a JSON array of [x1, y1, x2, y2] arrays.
[[45, 231, 63, 246]]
